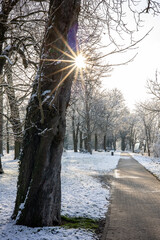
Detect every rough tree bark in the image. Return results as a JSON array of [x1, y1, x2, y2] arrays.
[[84, 84, 92, 154], [6, 119, 9, 154], [113, 135, 117, 151], [95, 133, 98, 151], [79, 130, 83, 150], [72, 110, 79, 152], [12, 0, 80, 227], [0, 0, 19, 74], [0, 0, 20, 173], [0, 75, 3, 173], [145, 127, 151, 156], [0, 155, 3, 173], [0, 81, 3, 156], [103, 135, 106, 151], [5, 63, 22, 159], [121, 136, 126, 151]]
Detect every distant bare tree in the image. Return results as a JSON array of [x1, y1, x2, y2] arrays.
[[136, 103, 158, 156]]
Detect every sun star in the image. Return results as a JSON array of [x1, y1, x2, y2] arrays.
[[75, 54, 86, 69], [41, 28, 89, 103]]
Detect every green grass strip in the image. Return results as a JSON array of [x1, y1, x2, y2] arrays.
[[61, 216, 99, 230]]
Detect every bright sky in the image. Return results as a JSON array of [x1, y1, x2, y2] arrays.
[[102, 13, 160, 111]]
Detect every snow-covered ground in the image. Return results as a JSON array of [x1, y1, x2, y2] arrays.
[[131, 153, 160, 180], [0, 151, 120, 240]]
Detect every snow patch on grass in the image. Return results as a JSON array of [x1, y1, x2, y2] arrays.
[[62, 151, 120, 219], [131, 153, 160, 179], [0, 151, 120, 240]]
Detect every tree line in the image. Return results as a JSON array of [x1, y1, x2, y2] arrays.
[[65, 70, 160, 156]]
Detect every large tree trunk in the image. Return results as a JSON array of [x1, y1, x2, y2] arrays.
[[79, 130, 83, 150], [0, 0, 19, 74], [103, 135, 106, 151], [87, 132, 92, 154], [0, 155, 3, 174], [12, 0, 80, 227], [84, 135, 88, 150], [84, 85, 92, 154], [144, 143, 146, 153], [95, 133, 98, 151], [72, 115, 76, 151], [132, 143, 135, 153], [14, 141, 21, 159], [5, 63, 22, 159], [0, 78, 3, 156], [0, 1, 21, 161], [145, 127, 151, 156], [113, 137, 116, 151], [6, 120, 9, 154], [121, 136, 126, 151], [72, 113, 79, 152]]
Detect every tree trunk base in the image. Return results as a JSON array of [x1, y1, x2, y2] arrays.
[[0, 168, 4, 174]]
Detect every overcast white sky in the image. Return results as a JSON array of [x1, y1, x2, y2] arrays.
[[102, 13, 160, 111]]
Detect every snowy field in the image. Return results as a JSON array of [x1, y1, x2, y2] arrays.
[[0, 151, 120, 240], [131, 153, 160, 180]]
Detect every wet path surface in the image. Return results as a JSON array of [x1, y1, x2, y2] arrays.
[[102, 153, 160, 240]]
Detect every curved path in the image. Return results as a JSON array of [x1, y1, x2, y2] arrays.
[[102, 153, 160, 240]]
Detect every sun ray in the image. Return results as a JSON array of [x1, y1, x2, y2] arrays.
[[40, 26, 90, 103], [41, 59, 74, 63], [46, 63, 75, 78], [52, 65, 77, 92], [42, 65, 77, 105], [51, 45, 76, 60]]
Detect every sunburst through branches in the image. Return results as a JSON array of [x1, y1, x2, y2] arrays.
[[41, 27, 88, 104], [75, 54, 86, 69]]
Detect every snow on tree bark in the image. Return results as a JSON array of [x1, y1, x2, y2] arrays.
[[12, 0, 80, 227], [0, 0, 20, 74]]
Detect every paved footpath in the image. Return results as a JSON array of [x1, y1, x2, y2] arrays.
[[102, 153, 160, 240]]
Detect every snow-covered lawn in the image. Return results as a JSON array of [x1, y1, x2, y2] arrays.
[[131, 153, 160, 179], [0, 151, 120, 240]]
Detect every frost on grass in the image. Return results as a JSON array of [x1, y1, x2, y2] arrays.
[[0, 223, 97, 240], [0, 151, 120, 240], [132, 153, 160, 179], [61, 151, 120, 219]]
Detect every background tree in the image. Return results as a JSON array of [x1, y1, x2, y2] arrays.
[[127, 113, 140, 152], [0, 0, 48, 166], [105, 89, 126, 150], [136, 103, 158, 156], [66, 82, 81, 152]]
